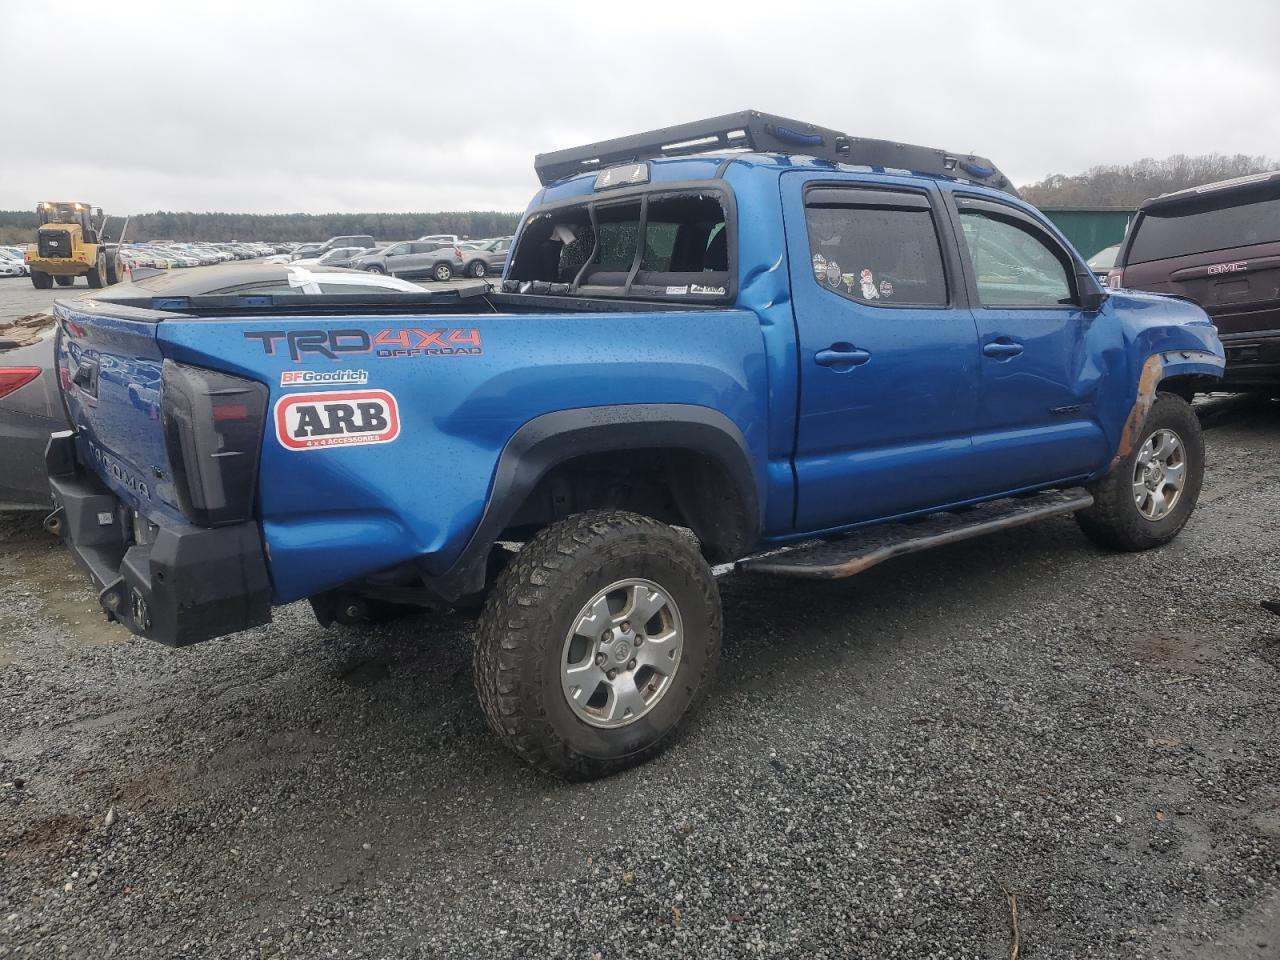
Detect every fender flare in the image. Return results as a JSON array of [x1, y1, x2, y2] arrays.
[[424, 404, 762, 600]]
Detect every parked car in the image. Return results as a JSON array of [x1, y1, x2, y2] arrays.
[[0, 313, 63, 509], [295, 235, 376, 260], [44, 111, 1224, 781], [352, 240, 463, 281], [460, 236, 513, 279], [290, 246, 369, 269], [1086, 243, 1119, 280], [0, 257, 27, 278], [1111, 170, 1280, 392], [416, 233, 460, 246]]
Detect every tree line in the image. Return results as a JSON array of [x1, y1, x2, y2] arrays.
[[1020, 153, 1276, 208], [0, 210, 523, 246], [3, 152, 1275, 245]]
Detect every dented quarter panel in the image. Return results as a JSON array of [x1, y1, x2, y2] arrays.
[[155, 309, 771, 604]]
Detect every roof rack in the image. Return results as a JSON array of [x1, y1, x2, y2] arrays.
[[533, 110, 1018, 195]]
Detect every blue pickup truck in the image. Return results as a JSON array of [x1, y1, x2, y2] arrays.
[[45, 112, 1225, 779]]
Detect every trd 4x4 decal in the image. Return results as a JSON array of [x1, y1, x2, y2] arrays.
[[245, 327, 483, 362], [274, 390, 400, 451]]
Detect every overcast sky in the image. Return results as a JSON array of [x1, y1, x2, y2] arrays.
[[3, 0, 1277, 214]]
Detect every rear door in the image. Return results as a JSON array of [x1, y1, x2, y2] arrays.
[[947, 192, 1109, 491], [782, 172, 983, 531]]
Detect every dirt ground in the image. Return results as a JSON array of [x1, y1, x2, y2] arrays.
[[1, 394, 1278, 958]]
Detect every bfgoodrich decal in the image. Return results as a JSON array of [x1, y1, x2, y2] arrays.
[[274, 390, 400, 451]]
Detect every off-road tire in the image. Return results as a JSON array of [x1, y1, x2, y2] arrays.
[[30, 271, 52, 290], [105, 254, 121, 285], [468, 260, 486, 279], [53, 274, 74, 287], [1076, 391, 1204, 551], [433, 263, 453, 282], [473, 510, 722, 780], [86, 254, 106, 288]]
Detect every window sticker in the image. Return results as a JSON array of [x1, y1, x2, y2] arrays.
[[824, 260, 842, 286], [879, 279, 894, 298], [858, 269, 879, 300], [812, 253, 827, 281]]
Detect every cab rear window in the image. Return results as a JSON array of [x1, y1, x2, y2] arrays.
[[1128, 192, 1280, 264], [507, 189, 731, 301]]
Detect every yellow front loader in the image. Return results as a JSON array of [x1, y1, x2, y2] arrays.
[[26, 201, 126, 290]]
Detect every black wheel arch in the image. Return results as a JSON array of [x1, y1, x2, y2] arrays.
[[422, 404, 762, 601]]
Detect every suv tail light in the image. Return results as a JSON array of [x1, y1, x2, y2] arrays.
[[454, 246, 462, 258], [0, 367, 41, 400], [160, 360, 268, 526]]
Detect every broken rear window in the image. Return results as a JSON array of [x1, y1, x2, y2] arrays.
[[507, 188, 732, 301]]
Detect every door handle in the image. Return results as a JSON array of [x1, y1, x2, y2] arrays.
[[982, 338, 1024, 360], [815, 344, 872, 368]]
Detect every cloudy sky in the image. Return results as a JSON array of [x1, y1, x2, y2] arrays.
[[3, 0, 1277, 214]]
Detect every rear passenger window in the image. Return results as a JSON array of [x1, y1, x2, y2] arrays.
[[959, 212, 1073, 307], [804, 196, 947, 306]]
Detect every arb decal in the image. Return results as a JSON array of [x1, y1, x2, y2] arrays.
[[274, 390, 400, 451]]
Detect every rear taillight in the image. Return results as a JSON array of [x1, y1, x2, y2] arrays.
[[1106, 268, 1122, 290], [0, 367, 41, 400], [160, 360, 268, 526], [454, 246, 462, 258]]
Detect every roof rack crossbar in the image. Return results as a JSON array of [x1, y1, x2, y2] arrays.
[[534, 110, 1017, 195]]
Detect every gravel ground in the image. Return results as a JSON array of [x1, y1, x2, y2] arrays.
[[1, 397, 1279, 959]]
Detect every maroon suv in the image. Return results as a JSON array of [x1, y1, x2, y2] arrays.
[[1113, 171, 1280, 391]]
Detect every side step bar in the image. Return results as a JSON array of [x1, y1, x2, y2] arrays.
[[737, 488, 1093, 580]]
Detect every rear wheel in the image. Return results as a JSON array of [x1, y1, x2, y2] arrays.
[[30, 270, 52, 290], [468, 260, 487, 279], [54, 274, 75, 287], [105, 253, 121, 285], [474, 510, 722, 780], [433, 263, 453, 282], [365, 264, 386, 274], [86, 253, 106, 288], [1076, 392, 1204, 551]]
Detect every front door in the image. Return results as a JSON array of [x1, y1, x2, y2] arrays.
[[783, 172, 983, 532], [947, 192, 1109, 492]]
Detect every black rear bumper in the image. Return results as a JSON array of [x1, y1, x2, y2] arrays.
[[44, 431, 272, 646]]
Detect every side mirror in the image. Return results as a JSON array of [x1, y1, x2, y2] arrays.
[[93, 207, 103, 218], [1076, 267, 1108, 312]]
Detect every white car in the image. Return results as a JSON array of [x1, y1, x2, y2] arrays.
[[0, 258, 26, 278]]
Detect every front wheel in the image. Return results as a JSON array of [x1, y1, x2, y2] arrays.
[[473, 510, 722, 780], [1076, 391, 1204, 551], [468, 260, 486, 279], [54, 274, 75, 287], [86, 253, 106, 288], [31, 270, 52, 289], [365, 264, 386, 274], [433, 263, 453, 282]]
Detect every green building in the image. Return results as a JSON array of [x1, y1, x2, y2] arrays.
[[1038, 207, 1135, 259]]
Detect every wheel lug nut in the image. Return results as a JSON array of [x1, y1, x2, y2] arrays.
[[607, 669, 617, 680], [602, 630, 613, 642], [627, 659, 636, 671], [595, 653, 606, 666], [621, 621, 631, 633], [634, 636, 643, 646]]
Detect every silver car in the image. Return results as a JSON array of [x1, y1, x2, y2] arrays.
[[352, 241, 464, 281]]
